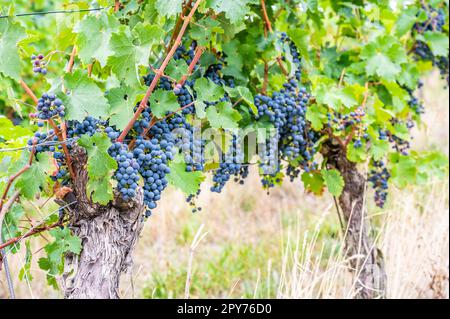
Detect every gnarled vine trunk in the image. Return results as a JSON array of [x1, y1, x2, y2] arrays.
[[322, 139, 386, 299], [61, 147, 145, 299]]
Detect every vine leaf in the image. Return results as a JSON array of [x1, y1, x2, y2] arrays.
[[107, 85, 144, 131], [150, 89, 180, 119], [16, 153, 53, 199], [301, 172, 325, 195], [167, 154, 205, 195], [206, 102, 242, 129], [395, 7, 418, 36], [194, 78, 225, 118], [166, 59, 189, 80], [74, 13, 120, 67], [306, 104, 326, 131], [0, 19, 26, 80], [62, 70, 109, 121], [322, 169, 344, 197], [108, 23, 164, 86], [78, 133, 118, 205], [422, 31, 449, 57], [370, 139, 389, 162], [207, 0, 255, 24], [38, 228, 82, 289], [155, 0, 183, 18], [191, 17, 224, 46], [361, 36, 407, 81]]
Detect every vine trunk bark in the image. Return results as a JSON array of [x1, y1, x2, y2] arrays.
[[61, 146, 145, 299], [322, 139, 387, 299]]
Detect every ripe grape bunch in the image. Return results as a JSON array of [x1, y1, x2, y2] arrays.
[[368, 161, 391, 208], [412, 5, 449, 85], [35, 93, 65, 120], [31, 54, 48, 75], [253, 35, 318, 185]]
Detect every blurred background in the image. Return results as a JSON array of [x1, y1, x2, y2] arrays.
[[1, 73, 448, 299]]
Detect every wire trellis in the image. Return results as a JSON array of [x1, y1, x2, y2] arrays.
[[0, 7, 110, 19]]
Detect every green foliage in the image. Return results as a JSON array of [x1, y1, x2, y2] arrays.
[[78, 133, 117, 205], [167, 154, 205, 195], [38, 227, 82, 289]]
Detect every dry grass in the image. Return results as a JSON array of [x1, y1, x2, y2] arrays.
[[0, 74, 448, 299]]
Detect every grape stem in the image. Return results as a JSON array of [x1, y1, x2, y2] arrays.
[[167, 0, 195, 53], [261, 0, 273, 33], [66, 46, 77, 73], [114, 1, 121, 12], [178, 46, 205, 86], [0, 219, 64, 251], [19, 79, 38, 104], [117, 0, 204, 143]]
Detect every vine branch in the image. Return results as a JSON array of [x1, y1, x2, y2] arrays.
[[178, 46, 205, 86], [117, 0, 203, 143], [0, 143, 36, 213], [19, 79, 38, 104]]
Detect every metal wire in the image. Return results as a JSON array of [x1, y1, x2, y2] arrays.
[[0, 138, 76, 152], [0, 7, 110, 19], [1, 248, 15, 299]]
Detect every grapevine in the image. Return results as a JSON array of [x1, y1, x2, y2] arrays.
[[0, 0, 448, 300]]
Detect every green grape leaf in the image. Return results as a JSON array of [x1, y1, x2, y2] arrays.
[[0, 19, 26, 80], [301, 172, 325, 195], [190, 17, 224, 46], [108, 23, 164, 86], [62, 70, 109, 121], [347, 142, 367, 163], [150, 89, 180, 119], [193, 78, 225, 118], [395, 8, 418, 36], [322, 169, 344, 197], [166, 59, 189, 81], [370, 139, 390, 161], [19, 240, 33, 282], [390, 156, 417, 188], [206, 102, 242, 129], [74, 13, 120, 67], [207, 0, 255, 24], [423, 31, 449, 57], [78, 133, 117, 205], [156, 0, 183, 17], [107, 85, 144, 131], [237, 86, 257, 115], [16, 153, 53, 199], [167, 155, 205, 195], [38, 228, 81, 289], [306, 104, 326, 131]]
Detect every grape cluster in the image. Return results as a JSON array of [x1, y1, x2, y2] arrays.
[[31, 54, 47, 75], [28, 130, 58, 154], [405, 86, 425, 115], [327, 106, 369, 149], [108, 142, 141, 201], [254, 79, 317, 183], [281, 33, 302, 80], [35, 93, 65, 120], [211, 134, 245, 193], [174, 42, 197, 65], [368, 161, 390, 208], [67, 116, 103, 138], [413, 6, 449, 85], [133, 136, 172, 217]]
